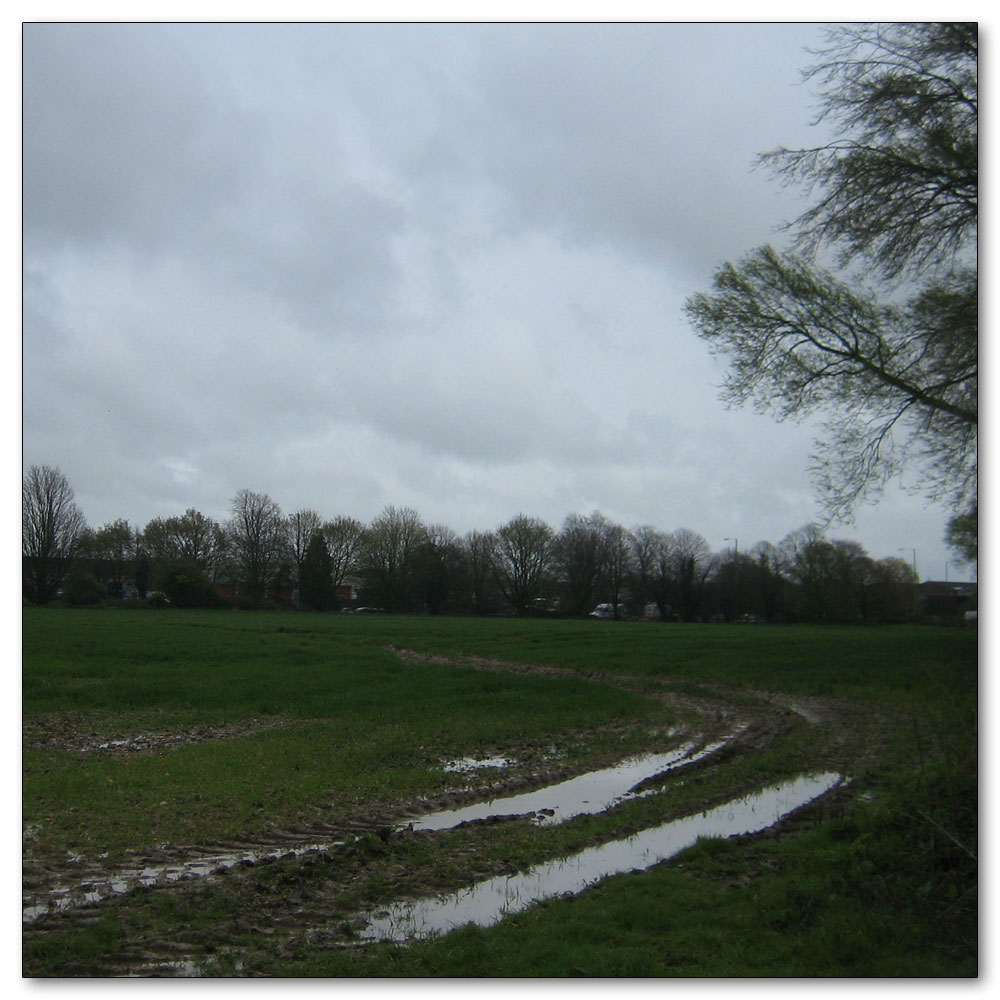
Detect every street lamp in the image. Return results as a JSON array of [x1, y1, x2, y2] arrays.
[[899, 547, 917, 581], [723, 537, 738, 557]]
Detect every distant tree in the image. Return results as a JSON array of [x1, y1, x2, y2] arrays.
[[828, 539, 876, 621], [780, 524, 837, 621], [413, 524, 462, 614], [287, 508, 322, 609], [493, 514, 555, 615], [666, 529, 713, 622], [22, 464, 87, 604], [142, 509, 226, 579], [321, 515, 366, 605], [87, 518, 136, 596], [867, 556, 918, 621], [600, 521, 634, 619], [298, 530, 335, 611], [686, 23, 977, 546], [227, 490, 288, 600], [139, 516, 177, 563], [463, 529, 499, 616], [631, 525, 674, 620], [746, 541, 786, 622], [556, 512, 609, 616], [172, 509, 227, 574], [360, 506, 426, 611], [712, 543, 756, 622], [134, 552, 152, 600]]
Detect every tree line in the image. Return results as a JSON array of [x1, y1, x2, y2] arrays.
[[24, 464, 932, 623]]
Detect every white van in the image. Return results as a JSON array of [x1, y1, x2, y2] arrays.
[[589, 603, 626, 619]]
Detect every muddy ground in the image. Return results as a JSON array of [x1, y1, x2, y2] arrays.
[[22, 649, 893, 977]]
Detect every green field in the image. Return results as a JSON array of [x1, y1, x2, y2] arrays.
[[22, 608, 978, 977]]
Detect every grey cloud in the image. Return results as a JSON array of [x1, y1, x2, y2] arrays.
[[451, 23, 823, 276], [23, 23, 407, 336], [23, 24, 257, 256], [21, 22, 959, 581]]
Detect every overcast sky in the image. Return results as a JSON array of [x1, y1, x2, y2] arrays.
[[22, 20, 972, 582]]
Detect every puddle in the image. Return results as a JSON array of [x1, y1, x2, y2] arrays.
[[22, 739, 731, 925], [406, 740, 730, 832], [361, 772, 843, 942]]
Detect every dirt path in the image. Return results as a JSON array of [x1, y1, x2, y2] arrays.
[[23, 649, 891, 976]]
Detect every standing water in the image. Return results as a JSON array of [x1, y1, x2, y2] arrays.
[[362, 771, 843, 942], [406, 740, 732, 832]]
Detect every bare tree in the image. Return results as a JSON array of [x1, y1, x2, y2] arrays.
[[287, 508, 322, 609], [463, 529, 498, 616], [555, 512, 608, 616], [631, 525, 674, 621], [360, 506, 426, 611], [321, 515, 366, 605], [746, 541, 786, 622], [779, 524, 836, 621], [600, 520, 634, 619], [227, 490, 288, 600], [667, 528, 713, 622], [140, 508, 227, 601], [493, 514, 555, 615], [22, 464, 87, 604], [172, 509, 227, 576], [414, 524, 462, 614]]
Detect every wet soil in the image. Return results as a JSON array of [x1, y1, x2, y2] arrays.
[[22, 715, 293, 755], [22, 649, 894, 977]]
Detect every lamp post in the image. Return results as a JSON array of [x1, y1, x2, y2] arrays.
[[723, 537, 738, 557]]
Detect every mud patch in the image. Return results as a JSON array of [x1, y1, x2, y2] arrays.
[[23, 735, 719, 923], [442, 755, 516, 773], [22, 716, 292, 755], [23, 647, 894, 977], [23, 840, 347, 924]]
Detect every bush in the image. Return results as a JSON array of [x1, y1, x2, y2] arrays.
[[62, 569, 105, 606], [156, 559, 223, 609]]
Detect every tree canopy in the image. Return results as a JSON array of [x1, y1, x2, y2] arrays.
[[685, 23, 977, 557]]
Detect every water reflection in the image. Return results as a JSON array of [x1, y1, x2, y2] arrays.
[[407, 741, 730, 832], [361, 772, 843, 942], [23, 738, 745, 926]]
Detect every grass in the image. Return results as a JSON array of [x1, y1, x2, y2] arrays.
[[22, 607, 978, 977], [24, 610, 659, 858]]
